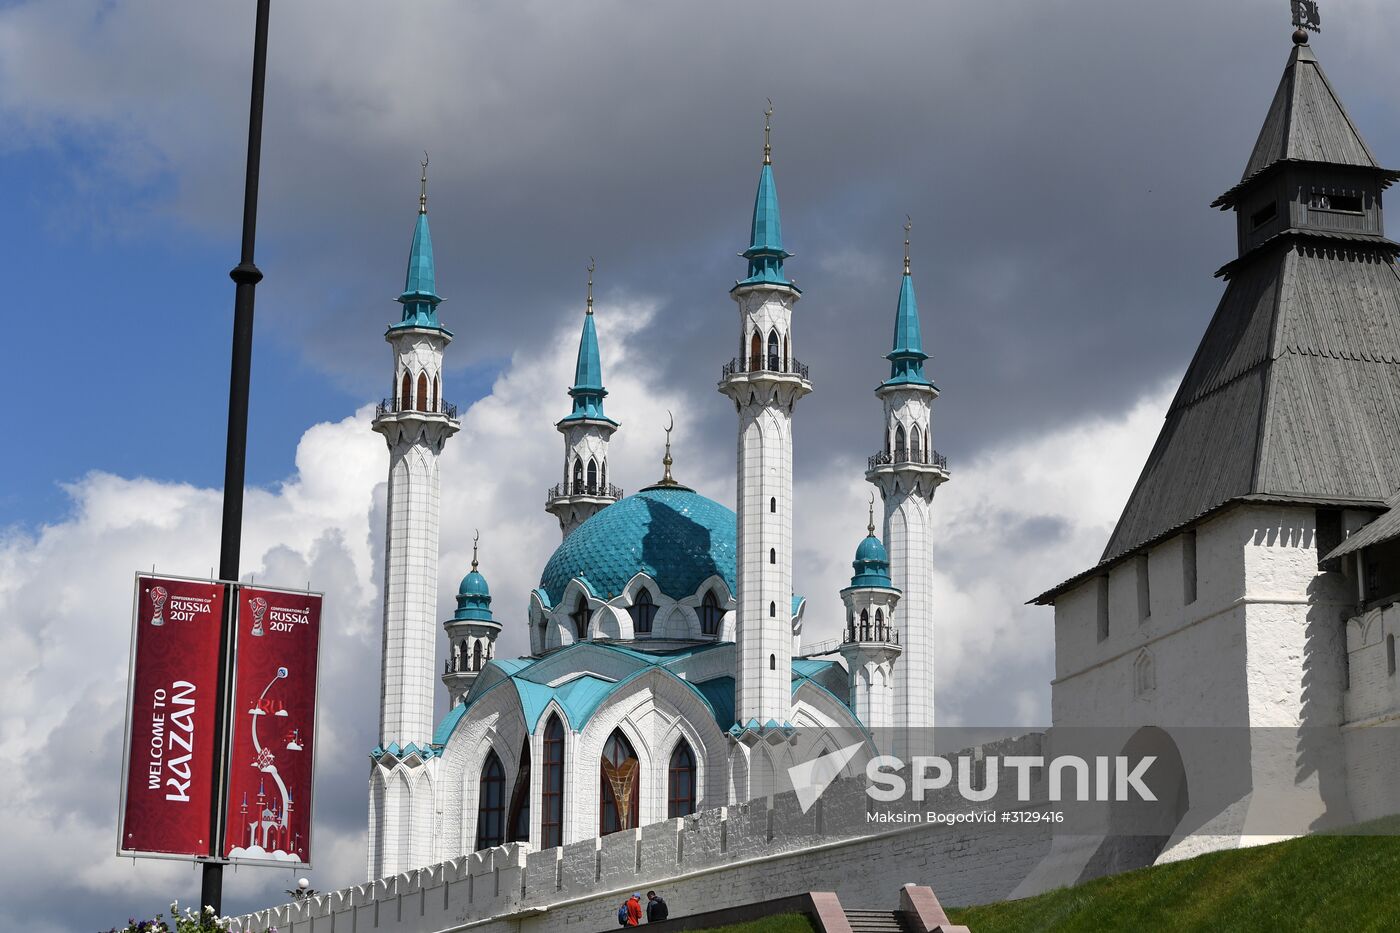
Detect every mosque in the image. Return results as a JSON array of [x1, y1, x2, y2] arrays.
[[364, 118, 948, 879]]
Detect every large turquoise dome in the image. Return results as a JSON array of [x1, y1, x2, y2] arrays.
[[539, 486, 737, 606]]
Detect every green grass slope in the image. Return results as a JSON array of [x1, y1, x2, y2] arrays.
[[947, 825, 1400, 932]]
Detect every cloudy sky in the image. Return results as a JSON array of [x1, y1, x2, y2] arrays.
[[4, 0, 1400, 929]]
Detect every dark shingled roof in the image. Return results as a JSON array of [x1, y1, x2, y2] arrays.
[[1241, 42, 1379, 181], [1033, 40, 1400, 605]]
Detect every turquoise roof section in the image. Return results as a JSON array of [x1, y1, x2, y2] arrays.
[[847, 532, 895, 589], [451, 566, 494, 624], [693, 676, 737, 731], [390, 211, 450, 333], [883, 270, 931, 387], [734, 162, 798, 291], [561, 310, 616, 424], [539, 486, 737, 605]]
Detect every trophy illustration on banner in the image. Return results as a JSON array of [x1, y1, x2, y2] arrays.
[[249, 596, 268, 637], [149, 585, 168, 626]]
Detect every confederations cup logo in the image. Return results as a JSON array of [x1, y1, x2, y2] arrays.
[[149, 585, 169, 626], [249, 596, 269, 637]]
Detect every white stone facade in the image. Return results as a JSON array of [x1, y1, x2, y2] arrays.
[[721, 283, 811, 726], [867, 383, 946, 755]]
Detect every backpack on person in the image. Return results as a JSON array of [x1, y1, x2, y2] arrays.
[[618, 903, 630, 926]]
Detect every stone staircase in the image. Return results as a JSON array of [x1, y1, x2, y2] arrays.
[[843, 908, 914, 933]]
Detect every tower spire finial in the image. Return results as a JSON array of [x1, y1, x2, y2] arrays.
[[419, 152, 429, 214], [903, 216, 912, 276], [868, 492, 876, 537], [586, 257, 595, 315], [763, 99, 773, 165], [659, 410, 678, 486], [1291, 0, 1321, 44], [471, 528, 479, 571]]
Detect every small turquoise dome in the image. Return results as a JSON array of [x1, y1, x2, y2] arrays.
[[848, 533, 894, 589], [459, 570, 490, 597], [452, 559, 494, 625], [539, 486, 737, 606]]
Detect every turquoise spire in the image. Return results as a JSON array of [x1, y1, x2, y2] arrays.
[[452, 533, 494, 623], [391, 155, 450, 333], [847, 497, 895, 589], [734, 103, 797, 291], [883, 218, 931, 387], [563, 259, 617, 423]]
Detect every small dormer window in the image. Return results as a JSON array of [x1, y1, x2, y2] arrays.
[[1310, 192, 1363, 213], [1250, 202, 1278, 229]]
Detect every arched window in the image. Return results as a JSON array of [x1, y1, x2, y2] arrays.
[[767, 330, 780, 371], [769, 654, 776, 670], [910, 425, 922, 464], [894, 424, 907, 461], [571, 596, 589, 640], [860, 609, 870, 640], [630, 587, 657, 634], [432, 373, 440, 413], [506, 739, 531, 843], [416, 372, 429, 412], [783, 334, 789, 371], [572, 457, 583, 494], [599, 730, 639, 836], [700, 591, 723, 636], [769, 601, 777, 617], [541, 716, 565, 848], [769, 548, 776, 565], [475, 751, 506, 850], [875, 608, 885, 639], [586, 458, 598, 494], [750, 331, 762, 371], [667, 741, 697, 818], [472, 640, 483, 671], [601, 459, 607, 492], [770, 497, 776, 513], [400, 371, 412, 410]]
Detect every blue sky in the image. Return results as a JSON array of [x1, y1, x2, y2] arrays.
[[5, 1, 1400, 929]]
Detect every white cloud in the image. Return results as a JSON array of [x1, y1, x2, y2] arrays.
[[0, 287, 1170, 927]]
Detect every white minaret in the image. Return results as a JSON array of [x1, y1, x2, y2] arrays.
[[839, 498, 903, 745], [865, 221, 947, 757], [441, 532, 501, 705], [368, 162, 458, 879], [719, 108, 811, 729], [546, 260, 620, 537]]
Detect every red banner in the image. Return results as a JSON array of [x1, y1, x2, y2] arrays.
[[119, 575, 226, 857], [222, 586, 323, 865]]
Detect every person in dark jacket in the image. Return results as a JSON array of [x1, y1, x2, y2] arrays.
[[646, 891, 668, 922]]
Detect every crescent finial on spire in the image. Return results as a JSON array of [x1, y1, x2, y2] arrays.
[[659, 410, 678, 486], [764, 99, 774, 165], [868, 491, 876, 536], [586, 257, 596, 315], [904, 215, 912, 275], [419, 151, 429, 214], [471, 528, 479, 570]]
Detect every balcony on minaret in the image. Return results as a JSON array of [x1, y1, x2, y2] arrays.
[[374, 395, 459, 421], [546, 480, 623, 508], [844, 617, 900, 647]]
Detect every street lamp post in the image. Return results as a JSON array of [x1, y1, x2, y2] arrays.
[[204, 0, 272, 918]]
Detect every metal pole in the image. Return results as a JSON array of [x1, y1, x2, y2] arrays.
[[204, 0, 271, 917]]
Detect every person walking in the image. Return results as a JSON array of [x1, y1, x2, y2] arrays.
[[626, 892, 644, 926], [646, 891, 669, 922]]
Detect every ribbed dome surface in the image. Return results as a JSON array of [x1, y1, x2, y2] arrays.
[[539, 487, 736, 605]]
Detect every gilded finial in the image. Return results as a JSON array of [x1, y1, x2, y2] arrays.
[[586, 258, 595, 315], [659, 411, 678, 486], [903, 216, 912, 276], [867, 492, 876, 537], [763, 99, 773, 165], [471, 529, 480, 571], [419, 151, 429, 214]]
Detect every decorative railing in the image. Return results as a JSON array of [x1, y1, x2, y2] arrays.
[[376, 397, 459, 419], [720, 356, 810, 380], [547, 482, 623, 503], [444, 655, 489, 675], [867, 449, 948, 472], [843, 625, 900, 646]]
